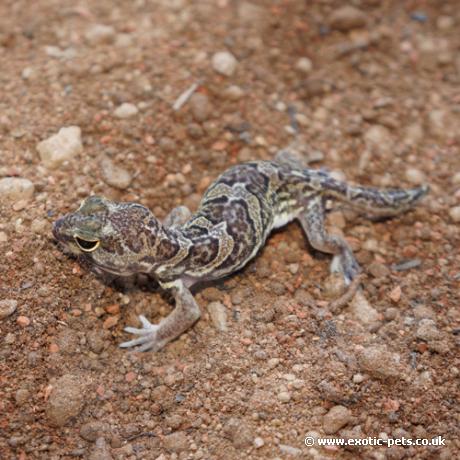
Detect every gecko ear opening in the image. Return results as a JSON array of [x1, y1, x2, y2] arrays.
[[74, 236, 100, 252]]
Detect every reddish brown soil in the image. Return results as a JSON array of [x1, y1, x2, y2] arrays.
[[1, 1, 459, 459]]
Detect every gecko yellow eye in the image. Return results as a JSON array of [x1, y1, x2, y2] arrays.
[[74, 236, 100, 252]]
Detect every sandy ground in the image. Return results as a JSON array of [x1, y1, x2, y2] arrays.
[[0, 1, 459, 459]]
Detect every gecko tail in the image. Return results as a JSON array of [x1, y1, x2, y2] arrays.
[[325, 179, 429, 216]]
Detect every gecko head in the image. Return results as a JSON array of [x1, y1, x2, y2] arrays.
[[52, 196, 163, 276]]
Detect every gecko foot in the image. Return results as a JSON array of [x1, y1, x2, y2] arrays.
[[119, 315, 162, 352]]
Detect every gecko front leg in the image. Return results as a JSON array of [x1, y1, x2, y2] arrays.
[[119, 280, 200, 352]]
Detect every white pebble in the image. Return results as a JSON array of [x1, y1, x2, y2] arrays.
[[295, 57, 313, 74], [212, 51, 238, 77], [207, 301, 228, 332], [222, 85, 244, 100], [36, 126, 83, 169], [448, 206, 460, 223], [452, 172, 460, 185], [0, 177, 34, 203], [405, 168, 426, 185], [85, 24, 115, 45], [277, 391, 291, 403], [254, 437, 265, 448], [114, 103, 138, 119]]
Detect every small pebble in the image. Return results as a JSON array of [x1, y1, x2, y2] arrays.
[[329, 6, 367, 32], [254, 437, 265, 448], [15, 388, 30, 405], [448, 206, 460, 223], [323, 405, 352, 434], [427, 109, 455, 139], [437, 16, 455, 30], [416, 319, 441, 342], [368, 262, 390, 278], [100, 156, 132, 190], [405, 168, 426, 185], [207, 301, 228, 332], [212, 51, 238, 77], [295, 57, 313, 74], [278, 391, 291, 403], [350, 291, 380, 326], [46, 374, 87, 426], [0, 177, 34, 203], [403, 123, 424, 146], [223, 418, 252, 448], [410, 11, 428, 23], [353, 373, 365, 384], [279, 444, 302, 457], [222, 85, 244, 100], [0, 299, 18, 319], [358, 346, 402, 379], [114, 103, 138, 119], [389, 285, 402, 303], [17, 316, 31, 327], [189, 93, 211, 122], [37, 126, 83, 169], [80, 421, 107, 442], [85, 24, 115, 45]]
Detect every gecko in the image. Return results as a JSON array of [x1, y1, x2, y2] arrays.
[[52, 152, 428, 352]]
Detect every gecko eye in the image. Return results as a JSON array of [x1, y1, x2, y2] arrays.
[[74, 236, 100, 252]]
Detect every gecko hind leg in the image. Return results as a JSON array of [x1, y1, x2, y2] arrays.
[[163, 206, 192, 228], [298, 196, 361, 285]]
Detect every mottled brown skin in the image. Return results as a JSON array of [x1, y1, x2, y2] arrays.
[[53, 154, 428, 352]]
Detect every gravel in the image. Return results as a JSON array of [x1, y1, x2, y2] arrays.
[[114, 102, 138, 119], [0, 178, 34, 203], [322, 405, 352, 434], [212, 51, 238, 77], [36, 126, 83, 169], [100, 156, 132, 190]]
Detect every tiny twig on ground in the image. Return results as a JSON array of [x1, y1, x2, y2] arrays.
[[172, 81, 201, 111]]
